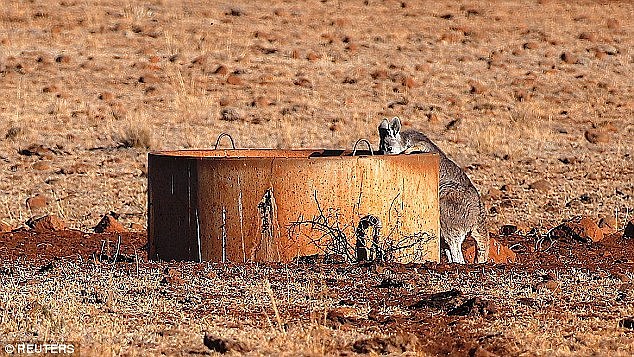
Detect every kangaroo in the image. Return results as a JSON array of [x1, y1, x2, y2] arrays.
[[378, 117, 490, 264]]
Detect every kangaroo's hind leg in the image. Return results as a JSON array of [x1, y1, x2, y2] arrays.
[[471, 227, 490, 263], [440, 236, 453, 263], [444, 232, 467, 264]]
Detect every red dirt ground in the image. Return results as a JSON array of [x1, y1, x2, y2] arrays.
[[1, 228, 632, 355]]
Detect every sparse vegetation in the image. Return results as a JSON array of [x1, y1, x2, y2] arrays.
[[0, 0, 633, 355], [116, 124, 153, 149]]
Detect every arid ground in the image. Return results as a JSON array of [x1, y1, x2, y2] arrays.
[[1, 0, 633, 355]]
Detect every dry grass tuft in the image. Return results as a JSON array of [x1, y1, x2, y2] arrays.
[[116, 123, 154, 149]]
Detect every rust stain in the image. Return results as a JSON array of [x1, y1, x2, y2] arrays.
[[253, 188, 276, 261]]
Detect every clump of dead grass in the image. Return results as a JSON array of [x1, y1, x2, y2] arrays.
[[117, 125, 153, 149], [114, 114, 154, 149]]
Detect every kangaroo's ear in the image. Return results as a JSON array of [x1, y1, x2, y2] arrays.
[[390, 117, 402, 134], [378, 118, 390, 131]]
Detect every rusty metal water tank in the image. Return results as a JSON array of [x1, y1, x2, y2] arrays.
[[147, 147, 440, 263]]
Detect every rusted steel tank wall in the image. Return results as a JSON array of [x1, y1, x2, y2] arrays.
[[148, 149, 440, 263]]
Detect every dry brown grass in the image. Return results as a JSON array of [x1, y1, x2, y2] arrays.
[[1, 258, 633, 355], [0, 0, 633, 354]]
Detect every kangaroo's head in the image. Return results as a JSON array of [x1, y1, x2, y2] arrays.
[[378, 117, 406, 154]]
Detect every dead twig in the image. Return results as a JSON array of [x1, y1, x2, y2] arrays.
[[110, 235, 122, 272], [264, 279, 285, 333]]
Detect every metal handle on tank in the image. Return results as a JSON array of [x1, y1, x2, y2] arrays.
[[214, 133, 236, 150], [352, 139, 374, 156]]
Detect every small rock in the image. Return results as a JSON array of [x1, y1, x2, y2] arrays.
[[469, 80, 487, 94], [98, 92, 114, 101], [26, 195, 48, 209], [226, 8, 245, 17], [32, 161, 51, 171], [138, 74, 160, 84], [214, 65, 228, 75], [94, 214, 127, 233], [578, 192, 599, 204], [161, 267, 184, 285], [517, 297, 536, 307], [529, 179, 551, 192], [595, 51, 608, 60], [578, 32, 595, 41], [584, 129, 610, 144], [410, 289, 463, 310], [5, 126, 24, 140], [306, 52, 321, 61], [376, 277, 404, 288], [579, 217, 604, 242], [487, 187, 503, 200], [226, 75, 242, 85], [19, 144, 56, 158], [618, 317, 634, 330], [27, 215, 66, 232], [252, 96, 270, 107], [352, 334, 419, 354], [624, 220, 634, 239], [561, 52, 578, 64], [294, 77, 312, 88], [59, 163, 90, 174], [371, 69, 388, 80], [203, 333, 249, 354], [523, 41, 539, 50], [499, 225, 517, 235], [273, 8, 290, 17], [220, 108, 243, 122], [595, 44, 619, 55], [55, 55, 71, 63], [445, 118, 462, 131], [535, 279, 559, 292], [190, 55, 207, 65], [514, 89, 531, 102], [327, 307, 359, 327], [465, 237, 517, 263], [559, 157, 578, 165], [218, 97, 232, 107], [557, 216, 604, 243], [606, 18, 620, 30], [346, 43, 359, 52], [448, 297, 497, 316]]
